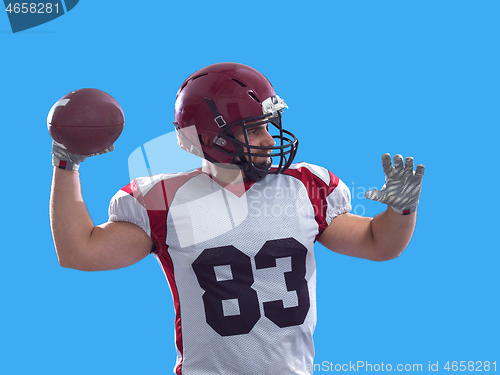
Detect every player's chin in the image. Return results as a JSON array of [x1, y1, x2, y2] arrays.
[[253, 157, 272, 168]]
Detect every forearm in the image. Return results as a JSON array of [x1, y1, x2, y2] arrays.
[[370, 206, 416, 260], [49, 167, 95, 267]]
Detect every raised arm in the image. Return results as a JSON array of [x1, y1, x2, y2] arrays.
[[318, 154, 424, 261], [318, 209, 416, 261], [49, 143, 153, 271]]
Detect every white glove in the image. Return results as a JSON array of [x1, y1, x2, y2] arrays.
[[52, 141, 114, 171], [364, 153, 425, 215]]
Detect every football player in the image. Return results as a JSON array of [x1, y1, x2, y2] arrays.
[[50, 63, 424, 374]]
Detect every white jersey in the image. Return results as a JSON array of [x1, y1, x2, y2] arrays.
[[109, 162, 351, 375]]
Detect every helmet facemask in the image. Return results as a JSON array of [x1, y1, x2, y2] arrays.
[[213, 110, 298, 181]]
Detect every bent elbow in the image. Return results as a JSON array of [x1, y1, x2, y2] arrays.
[[374, 253, 400, 262], [371, 247, 405, 262], [56, 251, 75, 269], [55, 246, 83, 270]]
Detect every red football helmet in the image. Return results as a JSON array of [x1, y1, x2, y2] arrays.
[[173, 62, 298, 181]]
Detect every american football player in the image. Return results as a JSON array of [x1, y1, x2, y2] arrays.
[[50, 62, 424, 374]]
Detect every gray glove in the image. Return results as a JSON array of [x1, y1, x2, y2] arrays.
[[364, 153, 425, 215], [52, 141, 114, 171]]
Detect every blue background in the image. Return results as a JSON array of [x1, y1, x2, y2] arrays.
[[1, 1, 498, 373]]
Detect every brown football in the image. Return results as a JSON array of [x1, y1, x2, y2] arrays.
[[47, 88, 124, 155]]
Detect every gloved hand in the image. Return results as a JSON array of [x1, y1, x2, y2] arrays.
[[364, 153, 425, 215], [52, 141, 114, 171]]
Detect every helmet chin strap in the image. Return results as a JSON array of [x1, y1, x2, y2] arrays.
[[201, 151, 269, 182], [233, 156, 270, 182]]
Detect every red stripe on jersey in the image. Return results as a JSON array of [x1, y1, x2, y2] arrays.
[[282, 166, 339, 238], [122, 179, 146, 207], [156, 253, 184, 375], [121, 170, 203, 375]]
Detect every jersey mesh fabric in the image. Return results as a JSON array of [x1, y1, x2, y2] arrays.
[[108, 162, 351, 374]]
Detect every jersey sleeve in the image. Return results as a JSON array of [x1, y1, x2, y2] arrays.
[[108, 180, 152, 237], [325, 178, 351, 225], [303, 163, 351, 227], [283, 162, 351, 236]]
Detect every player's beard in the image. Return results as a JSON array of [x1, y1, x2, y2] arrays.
[[253, 154, 272, 169]]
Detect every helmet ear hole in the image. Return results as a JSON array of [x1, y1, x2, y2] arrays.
[[200, 134, 212, 147]]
